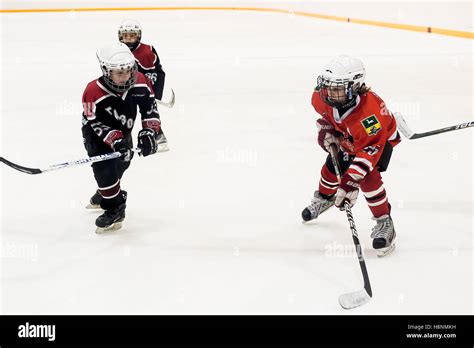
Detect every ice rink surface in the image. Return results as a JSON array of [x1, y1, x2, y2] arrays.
[[0, 8, 472, 314]]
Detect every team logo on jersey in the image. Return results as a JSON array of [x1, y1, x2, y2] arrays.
[[361, 115, 381, 136]]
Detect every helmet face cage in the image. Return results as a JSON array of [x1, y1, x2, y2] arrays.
[[102, 61, 138, 93], [317, 75, 358, 108], [118, 28, 141, 49]]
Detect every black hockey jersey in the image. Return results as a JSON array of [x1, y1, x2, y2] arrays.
[[81, 72, 161, 155]]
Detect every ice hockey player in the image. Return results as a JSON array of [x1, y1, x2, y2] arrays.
[[82, 42, 161, 233], [301, 55, 401, 257], [118, 18, 168, 151]]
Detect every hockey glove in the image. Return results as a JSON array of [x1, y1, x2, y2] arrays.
[[334, 174, 360, 209], [137, 129, 158, 157], [316, 118, 341, 152], [112, 138, 133, 162]]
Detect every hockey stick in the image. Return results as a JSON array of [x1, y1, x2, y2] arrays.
[[329, 144, 372, 309], [155, 88, 175, 108], [394, 112, 473, 140], [0, 149, 140, 175]]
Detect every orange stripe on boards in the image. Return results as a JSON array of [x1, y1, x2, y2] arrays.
[[0, 6, 472, 39]]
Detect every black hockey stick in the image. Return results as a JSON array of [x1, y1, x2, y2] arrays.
[[329, 144, 372, 309], [394, 112, 473, 140], [0, 149, 140, 175]]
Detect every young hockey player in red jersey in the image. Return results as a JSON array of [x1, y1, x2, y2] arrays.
[[118, 19, 168, 151], [82, 42, 161, 233], [302, 55, 401, 257]]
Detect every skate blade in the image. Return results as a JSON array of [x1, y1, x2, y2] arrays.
[[376, 243, 396, 258], [95, 221, 123, 234], [85, 203, 102, 210]]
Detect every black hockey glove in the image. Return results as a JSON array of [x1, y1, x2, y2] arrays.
[[112, 138, 133, 162], [137, 129, 158, 157]]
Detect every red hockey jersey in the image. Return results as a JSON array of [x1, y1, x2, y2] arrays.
[[312, 90, 400, 179]]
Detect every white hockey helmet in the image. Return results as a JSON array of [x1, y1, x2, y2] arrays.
[[97, 42, 137, 93], [316, 55, 366, 108], [118, 19, 142, 49]]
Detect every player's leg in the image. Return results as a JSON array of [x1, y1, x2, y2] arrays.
[[84, 133, 131, 209], [92, 159, 127, 233], [301, 151, 352, 222], [360, 143, 396, 256]]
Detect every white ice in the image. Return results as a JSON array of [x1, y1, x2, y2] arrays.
[[0, 7, 472, 314]]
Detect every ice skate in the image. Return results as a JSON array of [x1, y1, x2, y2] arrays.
[[301, 190, 335, 222], [95, 202, 126, 234], [370, 214, 396, 257], [85, 190, 102, 209]]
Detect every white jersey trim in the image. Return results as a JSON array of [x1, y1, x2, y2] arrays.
[[99, 179, 120, 190], [353, 157, 374, 171], [321, 176, 338, 186], [363, 186, 385, 198], [320, 180, 338, 191], [367, 196, 388, 207], [349, 164, 367, 177]]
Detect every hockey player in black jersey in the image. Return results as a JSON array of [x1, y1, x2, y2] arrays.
[[118, 19, 168, 151], [82, 42, 161, 233]]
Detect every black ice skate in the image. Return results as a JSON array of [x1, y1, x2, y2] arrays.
[[370, 214, 396, 257], [301, 190, 336, 222], [156, 129, 169, 152], [95, 202, 126, 234], [85, 190, 102, 209]]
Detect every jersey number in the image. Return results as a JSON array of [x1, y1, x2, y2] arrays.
[[145, 72, 157, 84], [105, 107, 134, 129]]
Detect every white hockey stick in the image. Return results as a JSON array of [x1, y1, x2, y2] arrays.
[[1, 148, 141, 175], [155, 88, 175, 108], [329, 144, 372, 310], [394, 112, 474, 140]]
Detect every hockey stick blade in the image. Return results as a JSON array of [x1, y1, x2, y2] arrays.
[[394, 112, 415, 139], [339, 288, 372, 309], [155, 88, 175, 108], [395, 112, 473, 140], [0, 157, 42, 174]]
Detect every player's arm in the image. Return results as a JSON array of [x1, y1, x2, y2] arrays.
[[82, 93, 123, 146], [311, 91, 342, 152], [151, 46, 166, 100], [82, 93, 131, 161], [334, 123, 387, 209], [136, 79, 161, 156]]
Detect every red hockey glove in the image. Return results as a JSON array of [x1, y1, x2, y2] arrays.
[[334, 174, 360, 209], [316, 118, 340, 152]]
